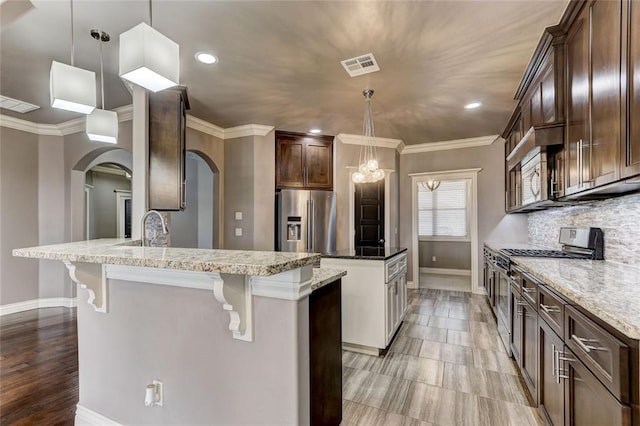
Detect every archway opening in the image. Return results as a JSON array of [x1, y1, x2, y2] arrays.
[[85, 163, 132, 239], [169, 151, 219, 248]]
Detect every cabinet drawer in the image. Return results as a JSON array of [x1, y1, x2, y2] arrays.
[[520, 272, 539, 308], [565, 305, 629, 403], [538, 285, 565, 338], [385, 254, 407, 282]]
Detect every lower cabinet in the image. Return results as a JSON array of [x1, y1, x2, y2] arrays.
[[539, 319, 565, 426], [320, 252, 407, 353], [564, 346, 631, 426], [536, 288, 633, 426]]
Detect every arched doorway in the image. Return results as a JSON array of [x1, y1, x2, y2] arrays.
[[70, 148, 133, 242], [85, 163, 132, 239], [170, 150, 219, 248]]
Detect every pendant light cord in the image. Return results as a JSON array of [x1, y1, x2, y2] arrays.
[[70, 0, 74, 66], [99, 38, 105, 110], [149, 0, 153, 27]]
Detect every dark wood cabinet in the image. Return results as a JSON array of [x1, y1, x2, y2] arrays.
[[564, 346, 631, 426], [148, 86, 189, 211], [309, 279, 342, 425], [565, 0, 623, 195], [539, 319, 566, 426], [275, 131, 333, 190], [622, 0, 640, 178], [510, 269, 539, 403]]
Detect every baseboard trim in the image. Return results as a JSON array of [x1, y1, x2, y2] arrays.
[[407, 280, 418, 289], [419, 267, 471, 276], [0, 297, 77, 316], [75, 404, 122, 426]]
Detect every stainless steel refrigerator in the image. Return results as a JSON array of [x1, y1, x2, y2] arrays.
[[276, 190, 336, 254]]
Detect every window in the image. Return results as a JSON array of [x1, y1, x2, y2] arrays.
[[418, 179, 468, 239]]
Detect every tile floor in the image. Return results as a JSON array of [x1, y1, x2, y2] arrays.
[[341, 288, 543, 426]]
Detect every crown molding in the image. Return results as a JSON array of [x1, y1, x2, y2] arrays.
[[186, 115, 225, 139], [401, 135, 499, 154], [0, 114, 62, 136], [224, 124, 274, 139], [336, 133, 404, 151], [2, 108, 272, 141]]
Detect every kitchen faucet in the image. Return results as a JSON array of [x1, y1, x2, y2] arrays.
[[141, 210, 169, 247]]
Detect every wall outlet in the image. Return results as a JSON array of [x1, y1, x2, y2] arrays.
[[432, 256, 437, 262], [153, 380, 163, 407], [235, 228, 243, 237], [235, 211, 243, 220]]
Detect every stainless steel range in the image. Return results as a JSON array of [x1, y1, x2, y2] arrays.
[[501, 227, 604, 260]]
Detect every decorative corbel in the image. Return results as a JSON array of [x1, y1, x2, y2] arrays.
[[63, 261, 108, 313]]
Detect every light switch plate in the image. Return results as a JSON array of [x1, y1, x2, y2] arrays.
[[235, 228, 243, 236], [235, 211, 243, 220]]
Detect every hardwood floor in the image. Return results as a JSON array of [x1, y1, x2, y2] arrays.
[[341, 288, 543, 426], [0, 289, 539, 425], [0, 307, 78, 425]]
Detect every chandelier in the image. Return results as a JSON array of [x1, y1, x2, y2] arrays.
[[419, 180, 441, 191], [352, 89, 384, 183]]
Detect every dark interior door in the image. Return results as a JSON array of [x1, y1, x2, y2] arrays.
[[354, 180, 384, 247]]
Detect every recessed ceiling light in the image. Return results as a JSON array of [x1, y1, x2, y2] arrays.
[[309, 129, 322, 134], [195, 52, 218, 64], [464, 102, 482, 109]]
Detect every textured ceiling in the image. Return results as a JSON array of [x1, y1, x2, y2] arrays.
[[0, 0, 568, 144]]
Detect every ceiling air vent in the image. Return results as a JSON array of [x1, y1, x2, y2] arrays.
[[340, 53, 380, 77], [0, 95, 39, 113]]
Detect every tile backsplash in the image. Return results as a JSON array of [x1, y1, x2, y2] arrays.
[[528, 192, 640, 264]]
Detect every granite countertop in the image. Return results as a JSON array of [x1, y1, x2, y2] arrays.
[[311, 268, 347, 291], [12, 239, 320, 277], [322, 247, 407, 260], [484, 241, 640, 340]]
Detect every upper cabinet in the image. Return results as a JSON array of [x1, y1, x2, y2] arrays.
[[275, 131, 334, 190], [622, 0, 640, 178], [565, 0, 622, 196], [148, 86, 189, 211], [503, 0, 640, 212]]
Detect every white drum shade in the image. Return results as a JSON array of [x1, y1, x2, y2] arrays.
[[86, 108, 118, 143], [119, 22, 179, 92], [50, 61, 96, 114]]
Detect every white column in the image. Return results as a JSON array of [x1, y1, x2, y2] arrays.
[[131, 86, 148, 240]]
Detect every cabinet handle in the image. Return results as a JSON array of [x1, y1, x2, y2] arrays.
[[572, 334, 607, 353], [516, 300, 528, 306], [540, 303, 560, 314], [557, 351, 576, 381], [577, 139, 582, 186]]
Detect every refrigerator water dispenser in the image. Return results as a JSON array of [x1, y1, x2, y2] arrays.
[[287, 216, 302, 241]]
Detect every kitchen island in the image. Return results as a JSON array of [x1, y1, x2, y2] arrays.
[[321, 247, 407, 355], [13, 239, 346, 426]]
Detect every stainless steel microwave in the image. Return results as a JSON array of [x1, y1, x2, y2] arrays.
[[520, 150, 548, 206]]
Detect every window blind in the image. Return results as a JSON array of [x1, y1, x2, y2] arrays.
[[418, 179, 468, 237]]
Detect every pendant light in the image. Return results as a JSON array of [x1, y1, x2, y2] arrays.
[[50, 0, 96, 114], [86, 30, 118, 144], [352, 89, 385, 184], [119, 0, 179, 92]]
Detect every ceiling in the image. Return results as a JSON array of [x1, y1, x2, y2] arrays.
[[0, 0, 568, 145]]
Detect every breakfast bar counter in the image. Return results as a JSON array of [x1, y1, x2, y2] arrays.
[[13, 239, 346, 425]]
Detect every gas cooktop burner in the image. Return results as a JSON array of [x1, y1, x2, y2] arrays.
[[500, 248, 590, 259]]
